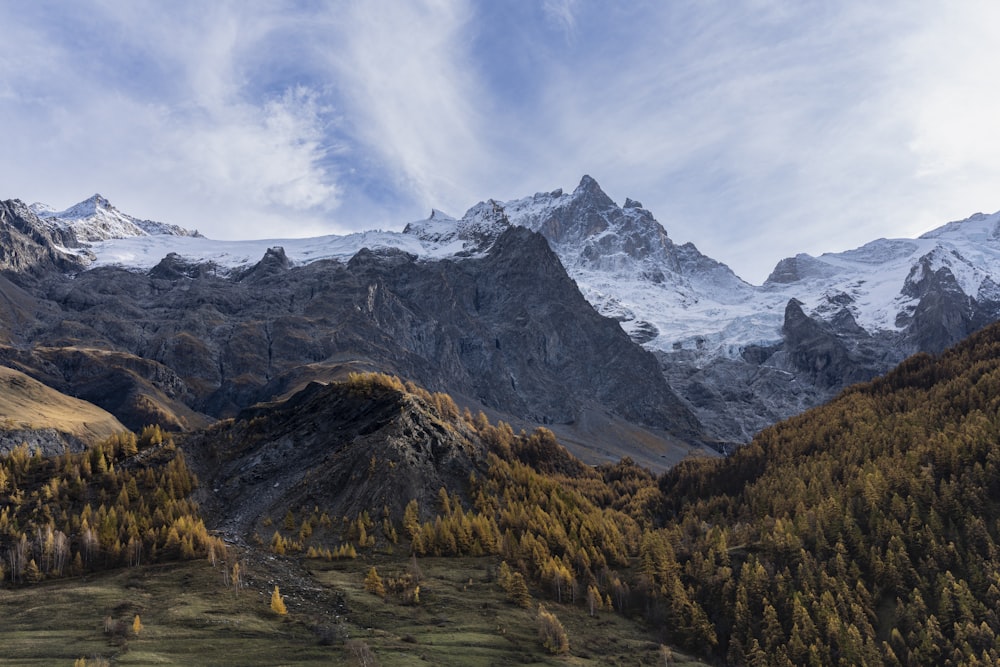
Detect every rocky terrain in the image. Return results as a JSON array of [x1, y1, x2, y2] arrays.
[[4, 179, 1000, 456], [186, 376, 490, 540], [0, 196, 702, 466], [484, 178, 1000, 445]]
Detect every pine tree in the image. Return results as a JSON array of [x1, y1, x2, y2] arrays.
[[506, 571, 532, 608]]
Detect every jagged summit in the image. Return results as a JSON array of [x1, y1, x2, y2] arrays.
[[31, 194, 199, 242], [491, 175, 753, 347], [427, 208, 455, 221], [572, 174, 616, 207], [44, 193, 113, 220], [403, 198, 511, 255]]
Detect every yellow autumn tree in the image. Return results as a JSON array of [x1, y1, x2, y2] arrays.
[[270, 585, 288, 615], [132, 614, 143, 635], [537, 604, 570, 654], [364, 566, 386, 597]]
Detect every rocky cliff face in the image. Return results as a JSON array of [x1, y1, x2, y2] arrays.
[[0, 200, 703, 463], [0, 200, 88, 275], [468, 178, 1000, 445]]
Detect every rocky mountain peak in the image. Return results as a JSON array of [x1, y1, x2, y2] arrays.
[[572, 174, 616, 208], [32, 194, 199, 242], [428, 208, 455, 221], [63, 193, 112, 218], [236, 246, 293, 282], [404, 199, 511, 255]]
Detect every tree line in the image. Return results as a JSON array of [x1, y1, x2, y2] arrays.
[[0, 425, 225, 585]]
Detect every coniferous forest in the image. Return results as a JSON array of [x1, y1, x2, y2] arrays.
[[6, 324, 1000, 665], [0, 425, 225, 585], [658, 322, 1000, 665]]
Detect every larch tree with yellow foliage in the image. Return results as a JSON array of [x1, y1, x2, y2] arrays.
[[270, 585, 288, 615]]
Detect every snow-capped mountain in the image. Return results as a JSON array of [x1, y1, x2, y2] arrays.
[[0, 196, 702, 468], [27, 194, 506, 274], [474, 177, 1000, 363], [19, 185, 1000, 445], [409, 177, 1000, 443], [492, 176, 763, 350], [30, 194, 199, 243]]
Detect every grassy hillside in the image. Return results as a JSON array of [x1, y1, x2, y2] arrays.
[[0, 375, 704, 665], [0, 553, 709, 666], [0, 365, 127, 451]]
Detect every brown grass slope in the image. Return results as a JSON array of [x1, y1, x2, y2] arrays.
[[0, 365, 128, 453]]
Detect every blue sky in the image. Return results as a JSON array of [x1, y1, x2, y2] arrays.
[[1, 1, 998, 283]]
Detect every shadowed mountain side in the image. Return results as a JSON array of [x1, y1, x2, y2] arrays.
[[0, 223, 704, 452], [185, 377, 488, 540], [0, 346, 211, 433], [0, 199, 88, 276]]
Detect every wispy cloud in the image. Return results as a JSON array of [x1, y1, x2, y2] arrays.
[[319, 0, 492, 217], [542, 0, 579, 38], [483, 1, 1000, 281], [0, 1, 342, 237]]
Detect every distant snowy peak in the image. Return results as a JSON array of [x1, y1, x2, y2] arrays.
[[31, 194, 200, 242], [402, 199, 511, 255], [757, 210, 1000, 336], [919, 211, 1000, 244]]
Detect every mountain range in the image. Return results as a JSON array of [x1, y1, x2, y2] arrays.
[[6, 181, 1000, 664], [0, 192, 702, 469], [5, 178, 998, 453]]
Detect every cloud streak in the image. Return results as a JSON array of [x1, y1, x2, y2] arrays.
[[0, 1, 342, 237]]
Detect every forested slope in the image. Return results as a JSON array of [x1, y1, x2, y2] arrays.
[[660, 321, 1000, 665]]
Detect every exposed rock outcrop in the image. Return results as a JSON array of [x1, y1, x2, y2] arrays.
[[186, 379, 489, 538]]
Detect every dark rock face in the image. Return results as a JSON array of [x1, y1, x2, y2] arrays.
[[782, 299, 858, 389], [0, 200, 88, 276], [0, 221, 703, 445], [897, 258, 977, 354], [186, 381, 488, 538]]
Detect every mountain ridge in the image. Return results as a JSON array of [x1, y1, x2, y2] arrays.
[[8, 182, 1000, 446], [0, 200, 703, 465], [31, 193, 200, 242]]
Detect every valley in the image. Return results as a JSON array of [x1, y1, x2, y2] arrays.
[[4, 182, 1000, 665]]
